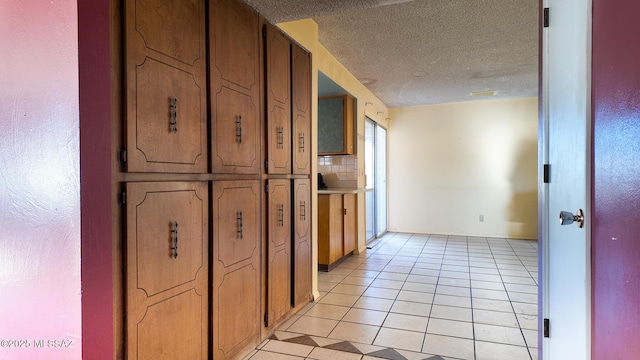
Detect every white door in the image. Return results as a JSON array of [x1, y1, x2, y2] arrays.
[[542, 0, 591, 358]]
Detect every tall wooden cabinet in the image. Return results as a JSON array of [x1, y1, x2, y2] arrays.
[[263, 23, 313, 331], [118, 1, 312, 358], [122, 0, 209, 359], [209, 0, 263, 358]]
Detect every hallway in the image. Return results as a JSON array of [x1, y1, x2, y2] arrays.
[[245, 233, 538, 360]]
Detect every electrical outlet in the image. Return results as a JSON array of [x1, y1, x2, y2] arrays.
[[479, 215, 485, 222]]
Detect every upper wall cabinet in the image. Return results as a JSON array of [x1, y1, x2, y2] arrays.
[[209, 0, 261, 174], [265, 24, 292, 174], [318, 95, 355, 155], [124, 0, 208, 173]]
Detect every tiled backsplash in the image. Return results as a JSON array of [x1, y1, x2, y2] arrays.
[[317, 155, 357, 187]]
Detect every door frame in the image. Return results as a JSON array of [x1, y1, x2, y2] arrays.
[[539, 0, 593, 358]]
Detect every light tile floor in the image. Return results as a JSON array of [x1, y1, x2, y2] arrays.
[[245, 233, 538, 360]]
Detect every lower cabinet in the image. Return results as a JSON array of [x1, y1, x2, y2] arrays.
[[125, 181, 209, 360], [292, 179, 312, 308], [318, 193, 357, 271], [265, 179, 292, 327], [211, 180, 261, 359], [124, 179, 311, 359]]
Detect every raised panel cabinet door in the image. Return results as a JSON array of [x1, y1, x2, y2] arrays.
[[125, 181, 208, 360], [266, 179, 291, 325], [211, 180, 261, 359], [342, 193, 357, 255], [291, 44, 311, 175], [265, 24, 291, 174], [317, 194, 344, 267], [125, 0, 207, 173], [292, 179, 311, 307], [209, 0, 260, 174]]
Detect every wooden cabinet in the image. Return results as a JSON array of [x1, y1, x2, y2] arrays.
[[318, 193, 358, 270], [118, 2, 312, 358], [125, 182, 208, 360], [262, 28, 312, 329], [211, 180, 261, 359], [291, 44, 311, 175], [266, 179, 292, 326], [124, 0, 208, 173], [318, 194, 344, 268], [209, 0, 261, 174], [292, 179, 312, 308], [318, 95, 355, 155], [265, 24, 292, 174]]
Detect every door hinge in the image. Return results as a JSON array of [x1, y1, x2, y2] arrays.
[[543, 8, 549, 28], [544, 164, 550, 183], [118, 187, 126, 206], [543, 318, 550, 337], [119, 147, 127, 165], [264, 312, 268, 327], [264, 160, 269, 173], [265, 182, 269, 193]]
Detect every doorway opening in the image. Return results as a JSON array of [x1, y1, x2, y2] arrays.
[[365, 117, 387, 246]]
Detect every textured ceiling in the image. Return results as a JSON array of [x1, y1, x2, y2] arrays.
[[245, 0, 538, 108]]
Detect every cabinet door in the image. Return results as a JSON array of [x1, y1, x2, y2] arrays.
[[318, 194, 344, 266], [212, 180, 261, 359], [125, 182, 208, 360], [266, 179, 291, 325], [124, 0, 207, 173], [291, 44, 311, 175], [318, 95, 355, 155], [292, 179, 311, 307], [343, 193, 357, 255], [265, 24, 291, 174], [209, 0, 260, 174]]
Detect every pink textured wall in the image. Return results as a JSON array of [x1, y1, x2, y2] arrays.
[[0, 1, 81, 359], [592, 0, 640, 358]]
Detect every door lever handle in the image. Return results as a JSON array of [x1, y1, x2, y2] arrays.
[[559, 209, 584, 228]]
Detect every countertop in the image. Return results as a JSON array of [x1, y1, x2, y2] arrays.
[[317, 188, 373, 194]]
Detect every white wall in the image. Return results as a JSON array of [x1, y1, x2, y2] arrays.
[[388, 97, 538, 239]]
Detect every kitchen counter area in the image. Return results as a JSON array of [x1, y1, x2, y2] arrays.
[[317, 188, 372, 195]]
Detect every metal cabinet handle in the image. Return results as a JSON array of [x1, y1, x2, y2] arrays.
[[301, 201, 306, 221], [236, 115, 243, 144], [171, 221, 179, 258], [277, 126, 284, 149], [237, 211, 243, 239], [278, 204, 284, 227], [170, 97, 178, 133], [299, 133, 305, 153]]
